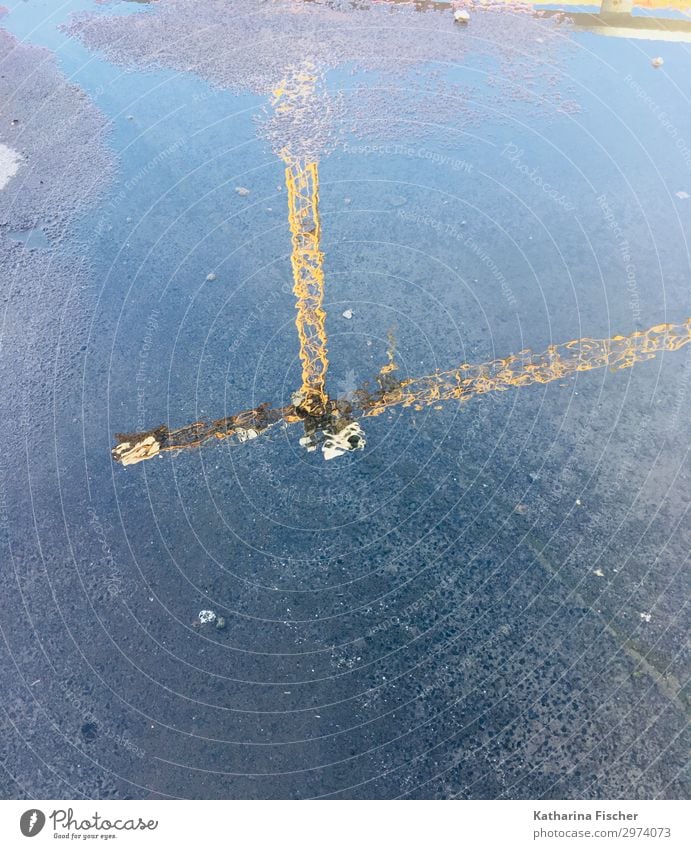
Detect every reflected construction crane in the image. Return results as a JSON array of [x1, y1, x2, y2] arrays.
[[112, 56, 691, 466], [113, 320, 691, 465], [271, 65, 330, 419]]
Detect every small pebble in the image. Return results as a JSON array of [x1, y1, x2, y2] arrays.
[[675, 191, 689, 200], [206, 272, 217, 282], [454, 9, 470, 24], [342, 309, 354, 320], [639, 612, 652, 623], [651, 57, 664, 68], [593, 569, 604, 578], [198, 609, 216, 624], [235, 186, 250, 196]]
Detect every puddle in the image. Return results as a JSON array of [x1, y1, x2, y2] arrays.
[[0, 0, 689, 801], [6, 226, 50, 249]]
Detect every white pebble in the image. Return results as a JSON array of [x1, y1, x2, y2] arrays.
[[454, 9, 470, 24], [651, 57, 664, 68], [342, 309, 353, 320], [198, 610, 216, 624]]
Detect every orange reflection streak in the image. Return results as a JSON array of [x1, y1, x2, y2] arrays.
[[111, 319, 690, 465], [362, 320, 691, 416], [112, 49, 691, 465], [284, 158, 328, 415], [272, 66, 329, 416]]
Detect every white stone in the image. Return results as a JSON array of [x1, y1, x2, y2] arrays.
[[651, 57, 664, 68], [235, 186, 250, 196], [0, 142, 22, 190], [342, 309, 353, 320], [198, 610, 216, 624], [454, 9, 470, 24]]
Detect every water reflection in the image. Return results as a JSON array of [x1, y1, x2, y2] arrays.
[[382, 0, 691, 41], [112, 34, 691, 467], [1, 0, 687, 802], [113, 318, 691, 465], [273, 65, 330, 418], [541, 0, 691, 41]]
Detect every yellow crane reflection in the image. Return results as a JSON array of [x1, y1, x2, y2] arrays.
[[112, 319, 691, 465], [272, 65, 330, 418], [112, 38, 691, 466]]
